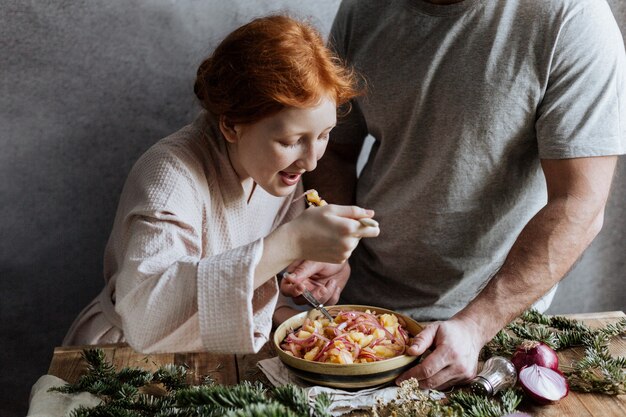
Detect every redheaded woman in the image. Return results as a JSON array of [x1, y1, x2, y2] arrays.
[[63, 15, 379, 353]]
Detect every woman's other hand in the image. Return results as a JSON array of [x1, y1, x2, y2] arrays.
[[279, 260, 350, 305]]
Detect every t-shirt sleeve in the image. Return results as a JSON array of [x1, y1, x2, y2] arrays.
[[114, 148, 276, 354], [536, 1, 626, 158]]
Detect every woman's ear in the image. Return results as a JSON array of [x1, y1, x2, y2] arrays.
[[219, 116, 239, 143]]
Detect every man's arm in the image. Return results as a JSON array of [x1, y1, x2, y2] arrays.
[[398, 155, 618, 389]]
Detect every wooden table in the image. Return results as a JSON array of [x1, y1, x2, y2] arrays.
[[49, 311, 626, 416]]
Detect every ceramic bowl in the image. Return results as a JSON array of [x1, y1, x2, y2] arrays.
[[273, 304, 423, 389]]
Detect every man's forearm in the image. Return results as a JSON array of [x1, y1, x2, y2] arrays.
[[457, 200, 603, 342], [455, 156, 617, 343], [455, 194, 606, 344]]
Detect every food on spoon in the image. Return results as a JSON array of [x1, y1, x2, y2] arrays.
[[305, 189, 328, 207], [304, 188, 379, 227], [280, 309, 412, 364]]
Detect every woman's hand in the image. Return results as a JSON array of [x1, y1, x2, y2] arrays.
[[255, 204, 377, 289], [280, 260, 350, 305], [285, 204, 379, 264]]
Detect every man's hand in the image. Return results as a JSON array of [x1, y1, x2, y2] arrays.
[[279, 260, 350, 306], [396, 317, 485, 390]]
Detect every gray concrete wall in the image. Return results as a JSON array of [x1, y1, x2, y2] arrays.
[[1, 1, 624, 415]]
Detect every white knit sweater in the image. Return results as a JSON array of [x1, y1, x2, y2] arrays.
[[63, 112, 302, 353]]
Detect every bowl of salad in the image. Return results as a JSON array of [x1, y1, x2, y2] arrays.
[[273, 305, 423, 389]]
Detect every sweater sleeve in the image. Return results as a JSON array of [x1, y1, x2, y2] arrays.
[[198, 238, 277, 353], [113, 145, 277, 354]]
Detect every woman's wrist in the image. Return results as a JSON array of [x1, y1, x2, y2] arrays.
[[274, 221, 304, 260]]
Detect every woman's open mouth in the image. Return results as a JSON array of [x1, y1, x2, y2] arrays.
[[279, 171, 302, 186]]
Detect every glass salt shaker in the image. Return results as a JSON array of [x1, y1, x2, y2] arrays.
[[470, 356, 517, 396]]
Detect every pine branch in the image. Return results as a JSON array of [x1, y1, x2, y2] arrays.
[[599, 318, 626, 337], [506, 322, 560, 349], [69, 403, 142, 417], [224, 403, 299, 417], [153, 364, 189, 391], [270, 384, 310, 416], [556, 329, 587, 348], [50, 349, 327, 417], [563, 346, 626, 395], [520, 309, 552, 326], [311, 392, 333, 417], [480, 330, 520, 359], [447, 388, 522, 417], [83, 349, 116, 377], [175, 381, 268, 409]]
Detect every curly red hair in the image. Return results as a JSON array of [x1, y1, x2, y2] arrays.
[[194, 15, 361, 124]]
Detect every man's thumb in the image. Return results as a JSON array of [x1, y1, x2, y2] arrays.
[[407, 324, 437, 356]]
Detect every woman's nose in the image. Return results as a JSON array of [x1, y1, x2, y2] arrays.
[[296, 144, 318, 171]]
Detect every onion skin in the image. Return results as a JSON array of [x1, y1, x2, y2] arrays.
[[512, 340, 559, 372], [519, 364, 569, 405]]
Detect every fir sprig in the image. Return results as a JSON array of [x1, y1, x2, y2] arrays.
[[600, 318, 626, 337], [447, 388, 523, 417], [271, 384, 312, 416], [175, 381, 268, 409], [310, 392, 333, 417], [50, 349, 332, 417], [481, 329, 520, 358], [507, 322, 560, 349], [153, 364, 189, 391], [50, 350, 148, 399]]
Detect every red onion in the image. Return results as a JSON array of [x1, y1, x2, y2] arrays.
[[511, 340, 559, 372], [518, 364, 569, 404]]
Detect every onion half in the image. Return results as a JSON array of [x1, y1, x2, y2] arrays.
[[518, 364, 569, 404]]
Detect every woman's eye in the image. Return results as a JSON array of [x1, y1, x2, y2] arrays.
[[318, 134, 330, 141], [280, 142, 298, 149]]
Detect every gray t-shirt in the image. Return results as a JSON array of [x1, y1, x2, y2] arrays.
[[331, 0, 626, 320]]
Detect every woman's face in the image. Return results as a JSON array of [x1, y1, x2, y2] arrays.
[[224, 95, 337, 197]]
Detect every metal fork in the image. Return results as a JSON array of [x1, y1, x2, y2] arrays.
[[278, 271, 334, 321], [300, 288, 334, 321]]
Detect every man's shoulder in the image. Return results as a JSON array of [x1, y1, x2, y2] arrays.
[[514, 0, 610, 19]]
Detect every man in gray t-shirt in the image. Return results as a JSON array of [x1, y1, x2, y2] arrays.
[[282, 0, 625, 389]]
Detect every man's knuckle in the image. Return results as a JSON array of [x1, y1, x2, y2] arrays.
[[421, 366, 434, 378], [447, 349, 458, 362]]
